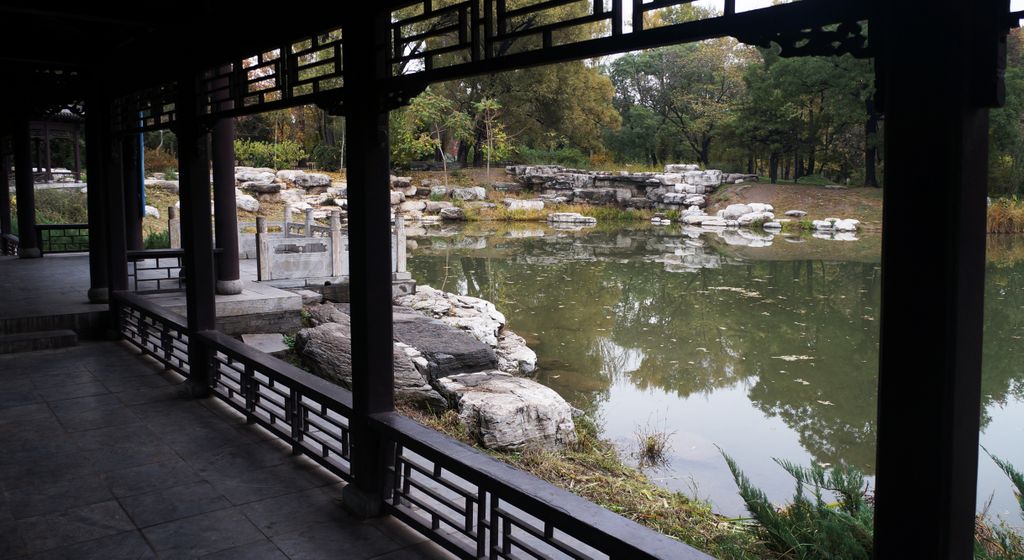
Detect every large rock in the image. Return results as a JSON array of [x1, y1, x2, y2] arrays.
[[280, 188, 306, 204], [664, 163, 700, 173], [392, 309, 498, 379], [497, 331, 537, 375], [390, 191, 406, 205], [721, 204, 753, 220], [424, 201, 454, 214], [295, 318, 445, 408], [504, 199, 544, 211], [439, 207, 466, 221], [236, 170, 276, 183], [144, 205, 160, 219], [399, 200, 427, 213], [236, 194, 260, 212], [451, 187, 487, 201], [437, 372, 576, 451], [293, 173, 331, 190], [737, 211, 775, 226]]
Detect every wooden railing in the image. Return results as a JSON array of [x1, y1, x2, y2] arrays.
[[111, 291, 714, 560], [1, 233, 18, 256], [36, 223, 89, 254]]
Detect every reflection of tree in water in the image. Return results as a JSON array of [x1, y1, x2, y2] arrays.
[[408, 227, 1024, 474]]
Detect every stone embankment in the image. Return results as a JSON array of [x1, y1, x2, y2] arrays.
[[506, 163, 756, 210], [294, 286, 577, 452]]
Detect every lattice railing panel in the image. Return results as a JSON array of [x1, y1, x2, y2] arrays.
[[118, 298, 191, 379], [113, 83, 177, 133], [206, 333, 353, 481], [197, 27, 344, 120]]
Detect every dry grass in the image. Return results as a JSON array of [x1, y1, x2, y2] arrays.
[[398, 404, 766, 559], [988, 198, 1024, 233]]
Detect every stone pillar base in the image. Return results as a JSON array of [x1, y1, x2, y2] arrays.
[[216, 279, 243, 295], [87, 287, 109, 303], [341, 484, 385, 518], [18, 247, 40, 258]]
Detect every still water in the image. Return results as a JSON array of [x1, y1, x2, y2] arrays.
[[406, 222, 1024, 521]]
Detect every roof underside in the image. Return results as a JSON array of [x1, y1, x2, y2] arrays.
[[0, 0, 869, 128]]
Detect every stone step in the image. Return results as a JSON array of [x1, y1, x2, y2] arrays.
[[0, 329, 78, 354]]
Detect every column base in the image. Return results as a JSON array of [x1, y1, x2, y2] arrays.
[[18, 247, 41, 258], [216, 279, 243, 295], [87, 287, 109, 303], [341, 484, 385, 518]]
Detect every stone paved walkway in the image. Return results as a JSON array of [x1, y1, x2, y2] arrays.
[[0, 341, 454, 559]]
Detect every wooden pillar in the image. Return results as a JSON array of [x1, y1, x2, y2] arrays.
[[14, 117, 39, 258], [105, 134, 128, 305], [340, 10, 395, 518], [176, 73, 216, 396], [0, 143, 10, 245], [123, 136, 143, 250], [85, 96, 110, 303], [73, 127, 81, 182], [43, 122, 51, 181], [872, 2, 1000, 557], [211, 70, 241, 295]]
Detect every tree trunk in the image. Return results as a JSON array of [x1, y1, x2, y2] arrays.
[[700, 137, 711, 167], [769, 152, 779, 184], [784, 157, 791, 181], [865, 98, 881, 187], [795, 155, 804, 181], [807, 148, 816, 178], [471, 125, 485, 167], [747, 155, 754, 175]]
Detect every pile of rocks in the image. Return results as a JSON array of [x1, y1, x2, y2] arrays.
[[506, 164, 757, 210], [295, 287, 576, 452]]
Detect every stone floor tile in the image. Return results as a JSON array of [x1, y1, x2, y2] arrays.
[[198, 539, 289, 560], [142, 507, 267, 559], [206, 462, 324, 505], [241, 487, 350, 537], [22, 530, 155, 560], [102, 457, 202, 498], [15, 500, 135, 556], [118, 481, 232, 528], [4, 474, 113, 519], [271, 520, 405, 560]]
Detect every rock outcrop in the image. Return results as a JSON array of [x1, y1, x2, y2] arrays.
[[294, 314, 446, 408], [437, 371, 577, 451]]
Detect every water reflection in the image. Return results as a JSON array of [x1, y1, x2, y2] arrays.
[[407, 223, 1024, 520]]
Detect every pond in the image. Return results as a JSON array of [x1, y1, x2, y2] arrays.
[[406, 222, 1024, 522]]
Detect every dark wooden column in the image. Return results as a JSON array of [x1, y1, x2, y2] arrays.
[[73, 127, 81, 182], [341, 11, 395, 517], [123, 136, 144, 251], [104, 133, 129, 307], [13, 117, 39, 258], [872, 2, 1000, 557], [0, 143, 11, 247], [43, 122, 51, 181], [176, 74, 216, 396], [85, 97, 110, 303], [211, 72, 241, 295]]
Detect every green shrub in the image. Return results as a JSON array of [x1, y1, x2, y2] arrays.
[[143, 230, 169, 249], [795, 174, 834, 186], [515, 145, 590, 168], [311, 144, 342, 171], [724, 449, 1024, 560], [234, 139, 307, 169], [722, 451, 874, 560]]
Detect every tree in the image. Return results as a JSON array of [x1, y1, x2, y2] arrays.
[[394, 88, 473, 185], [474, 98, 511, 181]]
